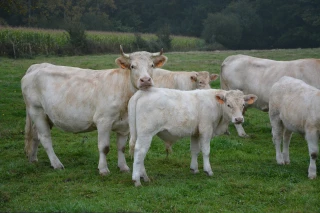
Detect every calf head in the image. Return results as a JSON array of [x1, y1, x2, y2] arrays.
[[115, 45, 168, 90], [215, 90, 257, 124], [195, 72, 219, 89]]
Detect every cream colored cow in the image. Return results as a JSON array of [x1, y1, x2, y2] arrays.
[[128, 88, 257, 186], [221, 54, 320, 137], [21, 46, 167, 175], [269, 76, 320, 179]]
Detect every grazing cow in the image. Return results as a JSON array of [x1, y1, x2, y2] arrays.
[[128, 88, 257, 186], [21, 46, 167, 175], [269, 76, 319, 179], [221, 54, 320, 137], [153, 68, 219, 155], [153, 68, 219, 90]]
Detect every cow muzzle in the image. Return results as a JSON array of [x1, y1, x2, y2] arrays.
[[233, 117, 244, 124], [138, 77, 153, 90]]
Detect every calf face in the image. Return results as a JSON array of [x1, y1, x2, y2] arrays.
[[115, 46, 168, 90], [196, 72, 219, 89], [215, 90, 257, 124]]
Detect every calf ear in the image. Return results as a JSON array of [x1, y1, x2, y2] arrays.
[[115, 57, 131, 69], [215, 94, 225, 104], [153, 55, 168, 68], [210, 74, 219, 81], [190, 75, 197, 82], [244, 94, 258, 105]]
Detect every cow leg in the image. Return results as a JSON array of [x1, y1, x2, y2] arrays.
[[200, 135, 213, 176], [305, 130, 319, 179], [31, 110, 64, 169], [190, 136, 200, 174], [97, 127, 111, 175], [282, 128, 292, 164], [132, 135, 152, 187], [116, 133, 130, 172], [270, 115, 284, 164], [165, 141, 173, 158], [234, 124, 249, 137], [28, 124, 40, 162]]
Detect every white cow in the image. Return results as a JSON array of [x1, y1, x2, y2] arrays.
[[153, 68, 219, 90], [221, 54, 320, 137], [21, 46, 167, 175], [153, 68, 219, 155], [128, 88, 257, 186], [269, 76, 319, 179]]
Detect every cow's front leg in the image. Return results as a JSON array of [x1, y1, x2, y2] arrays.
[[305, 130, 319, 179], [116, 133, 130, 172], [97, 128, 111, 175], [235, 124, 249, 137], [200, 135, 213, 176], [190, 136, 200, 174]]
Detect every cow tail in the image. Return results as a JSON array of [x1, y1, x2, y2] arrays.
[[24, 110, 33, 157], [128, 92, 140, 157]]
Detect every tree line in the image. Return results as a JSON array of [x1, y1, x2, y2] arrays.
[[1, 0, 320, 50]]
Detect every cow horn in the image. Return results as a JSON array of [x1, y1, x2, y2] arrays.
[[151, 48, 163, 56], [120, 45, 130, 58]]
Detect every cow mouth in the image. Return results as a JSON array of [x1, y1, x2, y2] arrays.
[[139, 84, 153, 90]]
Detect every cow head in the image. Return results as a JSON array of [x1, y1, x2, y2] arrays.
[[215, 90, 257, 124], [195, 71, 219, 89], [115, 45, 167, 90]]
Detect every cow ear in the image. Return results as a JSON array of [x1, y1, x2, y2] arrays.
[[244, 94, 258, 105], [210, 74, 219, 81], [115, 57, 131, 69], [153, 55, 168, 68], [190, 75, 197, 82], [215, 94, 225, 104]]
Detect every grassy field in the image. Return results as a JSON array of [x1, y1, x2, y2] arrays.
[[1, 48, 320, 212]]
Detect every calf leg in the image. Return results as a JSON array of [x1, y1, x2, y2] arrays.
[[116, 133, 130, 172], [190, 136, 200, 174], [200, 135, 213, 176], [132, 135, 152, 187], [235, 124, 249, 137], [28, 124, 41, 162], [305, 131, 319, 179], [282, 128, 292, 164], [270, 114, 285, 164]]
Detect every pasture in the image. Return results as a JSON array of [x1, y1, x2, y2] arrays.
[[1, 48, 320, 212]]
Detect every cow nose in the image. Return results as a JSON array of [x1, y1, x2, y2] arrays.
[[140, 77, 151, 83], [235, 117, 243, 124]]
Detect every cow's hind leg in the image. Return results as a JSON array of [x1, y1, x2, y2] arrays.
[[282, 128, 292, 164], [305, 130, 319, 179], [270, 113, 284, 164], [30, 109, 64, 169], [116, 133, 130, 172], [132, 135, 152, 187]]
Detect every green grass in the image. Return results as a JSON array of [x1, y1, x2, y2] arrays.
[[1, 48, 320, 212]]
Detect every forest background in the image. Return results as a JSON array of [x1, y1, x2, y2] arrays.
[[1, 0, 320, 51]]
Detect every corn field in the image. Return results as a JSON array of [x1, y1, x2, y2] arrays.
[[0, 27, 205, 58]]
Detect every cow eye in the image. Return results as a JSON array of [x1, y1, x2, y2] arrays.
[[151, 64, 154, 68], [227, 104, 232, 108], [130, 65, 135, 69]]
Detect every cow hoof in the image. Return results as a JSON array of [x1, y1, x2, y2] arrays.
[[239, 134, 249, 138], [205, 171, 213, 176], [99, 169, 111, 176], [190, 169, 199, 174], [134, 180, 142, 187], [119, 165, 130, 172], [308, 174, 317, 179], [52, 163, 64, 170], [142, 176, 150, 182]]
